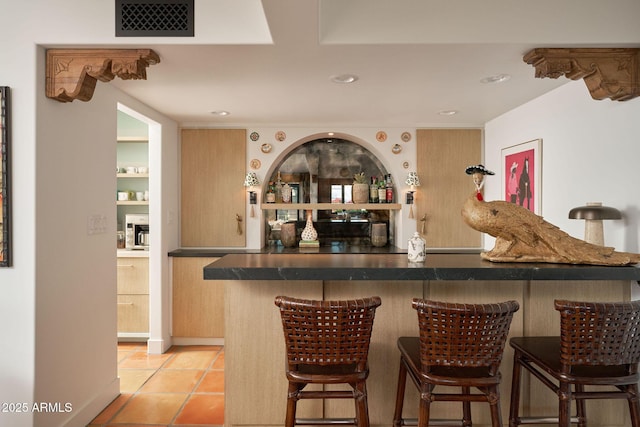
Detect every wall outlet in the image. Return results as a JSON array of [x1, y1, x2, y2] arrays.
[[87, 214, 107, 235]]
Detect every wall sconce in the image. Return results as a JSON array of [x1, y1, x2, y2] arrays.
[[568, 202, 621, 246], [405, 172, 421, 219], [243, 172, 261, 217]]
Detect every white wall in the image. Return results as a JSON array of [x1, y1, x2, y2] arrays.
[[484, 80, 640, 253]]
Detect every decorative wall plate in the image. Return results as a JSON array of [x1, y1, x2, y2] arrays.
[[376, 131, 387, 142], [392, 144, 402, 154], [403, 161, 410, 169], [249, 131, 260, 141], [401, 132, 411, 142], [275, 131, 286, 142], [250, 159, 261, 169], [261, 143, 272, 153]]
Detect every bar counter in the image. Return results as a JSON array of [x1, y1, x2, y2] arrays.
[[203, 253, 640, 281], [204, 252, 639, 427]]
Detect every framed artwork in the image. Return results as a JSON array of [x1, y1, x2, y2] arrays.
[[502, 139, 541, 215], [1, 86, 11, 267]]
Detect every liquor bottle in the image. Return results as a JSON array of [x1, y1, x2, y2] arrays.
[[378, 179, 386, 203], [386, 174, 394, 203], [370, 176, 379, 203], [266, 181, 276, 203]]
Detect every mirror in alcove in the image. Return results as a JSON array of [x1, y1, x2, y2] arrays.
[[265, 138, 392, 246]]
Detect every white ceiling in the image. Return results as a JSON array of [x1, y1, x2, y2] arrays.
[[109, 0, 640, 128]]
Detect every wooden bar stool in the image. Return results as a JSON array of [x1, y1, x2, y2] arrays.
[[393, 298, 519, 427], [274, 296, 382, 427], [509, 299, 640, 427]]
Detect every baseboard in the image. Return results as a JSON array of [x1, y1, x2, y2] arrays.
[[61, 377, 120, 427], [171, 337, 224, 346], [147, 337, 172, 354]]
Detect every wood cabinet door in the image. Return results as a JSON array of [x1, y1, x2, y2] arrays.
[[416, 129, 482, 248], [172, 257, 224, 338], [181, 129, 246, 247]]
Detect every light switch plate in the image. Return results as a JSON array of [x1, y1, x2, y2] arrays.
[[87, 214, 107, 235]]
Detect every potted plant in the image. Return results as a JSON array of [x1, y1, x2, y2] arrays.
[[352, 172, 369, 204]]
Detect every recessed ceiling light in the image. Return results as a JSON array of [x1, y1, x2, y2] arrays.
[[210, 110, 230, 116], [331, 74, 359, 84], [438, 110, 459, 116], [327, 132, 335, 136], [481, 74, 511, 84]]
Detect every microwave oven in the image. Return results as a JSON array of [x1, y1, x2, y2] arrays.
[[125, 214, 149, 250]]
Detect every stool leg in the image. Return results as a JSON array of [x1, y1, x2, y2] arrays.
[[509, 351, 523, 427], [627, 383, 640, 427], [488, 385, 503, 427], [286, 381, 301, 427], [353, 380, 370, 427], [462, 386, 471, 427], [418, 384, 433, 427], [575, 384, 586, 427], [393, 358, 408, 427], [558, 381, 572, 427]]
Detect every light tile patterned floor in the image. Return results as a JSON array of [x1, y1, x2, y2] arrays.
[[87, 343, 224, 427]]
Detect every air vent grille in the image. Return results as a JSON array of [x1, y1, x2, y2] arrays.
[[116, 0, 194, 37]]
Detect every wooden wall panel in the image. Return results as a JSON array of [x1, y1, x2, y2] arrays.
[[181, 129, 246, 247], [416, 129, 482, 248]]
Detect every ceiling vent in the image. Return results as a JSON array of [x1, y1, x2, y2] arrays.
[[116, 0, 194, 37]]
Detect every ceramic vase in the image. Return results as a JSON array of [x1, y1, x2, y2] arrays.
[[352, 183, 369, 204], [408, 232, 426, 263], [301, 211, 318, 241], [280, 223, 297, 247], [371, 223, 387, 247]]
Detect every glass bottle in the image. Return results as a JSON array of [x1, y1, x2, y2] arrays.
[[370, 176, 379, 203], [386, 174, 394, 203]]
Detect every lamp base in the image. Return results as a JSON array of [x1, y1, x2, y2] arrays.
[[584, 219, 604, 246]]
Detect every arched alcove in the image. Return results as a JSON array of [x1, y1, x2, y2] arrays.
[[263, 135, 398, 247]]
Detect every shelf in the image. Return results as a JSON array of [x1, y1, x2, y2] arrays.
[[261, 203, 401, 210], [117, 173, 149, 178], [117, 201, 149, 206]]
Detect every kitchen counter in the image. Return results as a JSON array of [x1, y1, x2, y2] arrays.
[[204, 253, 640, 281], [206, 253, 638, 427]]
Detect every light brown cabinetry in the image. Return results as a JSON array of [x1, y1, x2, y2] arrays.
[[180, 129, 246, 247], [117, 256, 149, 337], [172, 257, 223, 338], [416, 129, 482, 248]]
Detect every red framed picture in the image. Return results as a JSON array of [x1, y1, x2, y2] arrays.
[[502, 139, 541, 215]]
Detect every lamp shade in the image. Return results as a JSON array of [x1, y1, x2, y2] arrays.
[[568, 202, 621, 220], [405, 172, 421, 189], [243, 172, 260, 187]]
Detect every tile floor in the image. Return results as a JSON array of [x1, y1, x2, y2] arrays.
[[88, 343, 224, 427]]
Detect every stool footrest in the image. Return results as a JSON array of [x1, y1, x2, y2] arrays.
[[395, 418, 465, 426], [515, 416, 579, 424], [295, 418, 356, 425]]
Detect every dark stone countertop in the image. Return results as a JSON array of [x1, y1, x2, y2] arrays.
[[202, 253, 640, 282]]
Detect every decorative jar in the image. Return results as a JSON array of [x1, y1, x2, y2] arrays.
[[408, 232, 426, 263]]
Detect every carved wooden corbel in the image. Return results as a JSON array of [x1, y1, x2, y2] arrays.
[[523, 48, 640, 101], [46, 49, 160, 103]]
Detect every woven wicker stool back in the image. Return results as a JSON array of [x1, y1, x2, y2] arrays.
[[413, 299, 519, 374], [509, 299, 640, 427], [393, 298, 519, 427], [275, 295, 382, 427]]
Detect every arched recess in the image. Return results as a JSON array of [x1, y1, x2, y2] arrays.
[[261, 132, 397, 247]]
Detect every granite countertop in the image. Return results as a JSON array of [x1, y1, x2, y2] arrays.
[[168, 245, 481, 257], [202, 253, 640, 282]]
